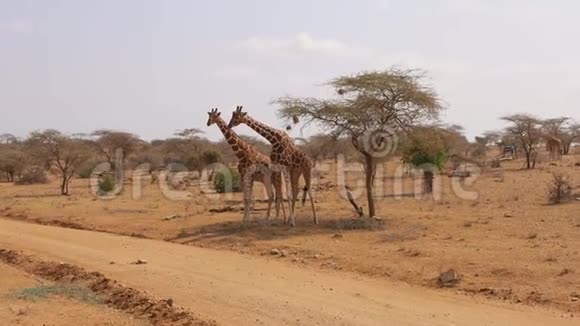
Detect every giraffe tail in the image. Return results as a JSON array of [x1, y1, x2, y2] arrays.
[[301, 186, 308, 206]]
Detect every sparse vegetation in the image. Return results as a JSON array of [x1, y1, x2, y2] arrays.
[[502, 114, 543, 169], [213, 168, 242, 193], [14, 166, 48, 185], [400, 126, 458, 194], [1, 63, 580, 320], [27, 130, 92, 195], [547, 173, 573, 204], [9, 284, 102, 304], [97, 173, 116, 194]]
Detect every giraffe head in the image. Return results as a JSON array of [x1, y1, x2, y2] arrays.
[[206, 108, 222, 126], [228, 105, 249, 129]]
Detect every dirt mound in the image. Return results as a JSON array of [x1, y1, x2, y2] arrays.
[[0, 249, 216, 326]]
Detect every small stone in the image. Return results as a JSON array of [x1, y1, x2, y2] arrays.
[[280, 250, 288, 257], [162, 214, 180, 221], [503, 213, 513, 218], [270, 249, 281, 256], [132, 259, 148, 265], [438, 269, 460, 287]]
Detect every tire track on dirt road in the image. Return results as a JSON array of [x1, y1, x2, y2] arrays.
[[0, 219, 576, 326]]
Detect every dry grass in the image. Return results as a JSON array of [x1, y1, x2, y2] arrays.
[[8, 284, 102, 304]]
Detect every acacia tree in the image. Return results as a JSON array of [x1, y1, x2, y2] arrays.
[[91, 130, 143, 165], [542, 117, 569, 136], [175, 128, 204, 139], [28, 130, 92, 195], [501, 114, 543, 169], [299, 133, 356, 162], [0, 148, 26, 182], [0, 133, 18, 144], [401, 126, 453, 193], [561, 122, 580, 155], [276, 68, 443, 218]]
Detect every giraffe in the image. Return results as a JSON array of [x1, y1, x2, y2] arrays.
[[545, 135, 562, 161], [228, 106, 317, 226], [207, 108, 286, 222]]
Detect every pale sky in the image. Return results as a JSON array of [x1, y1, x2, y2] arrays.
[[1, 0, 579, 141]]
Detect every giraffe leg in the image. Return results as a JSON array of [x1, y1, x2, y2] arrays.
[[273, 170, 288, 222], [249, 180, 256, 221], [283, 168, 293, 225], [243, 186, 251, 223], [242, 172, 253, 223], [279, 173, 288, 222], [263, 178, 273, 221], [279, 192, 287, 222], [273, 173, 282, 219], [302, 168, 318, 224], [289, 170, 301, 227]]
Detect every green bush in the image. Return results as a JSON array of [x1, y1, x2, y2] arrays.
[[77, 161, 100, 179], [213, 168, 242, 193], [97, 173, 116, 194]]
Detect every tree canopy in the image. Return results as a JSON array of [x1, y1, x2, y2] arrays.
[[275, 67, 445, 217]]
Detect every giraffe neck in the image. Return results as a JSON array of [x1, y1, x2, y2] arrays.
[[215, 119, 247, 160], [244, 116, 283, 145]]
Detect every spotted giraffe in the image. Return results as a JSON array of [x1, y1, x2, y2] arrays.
[[207, 108, 286, 222], [545, 135, 562, 161], [228, 106, 317, 226]]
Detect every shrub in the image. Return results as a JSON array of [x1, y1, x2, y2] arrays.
[[547, 173, 573, 204], [213, 168, 242, 193], [77, 161, 100, 179], [97, 173, 116, 194], [15, 167, 48, 185], [186, 150, 222, 174]]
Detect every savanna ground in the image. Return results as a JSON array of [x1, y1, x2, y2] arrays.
[[1, 153, 580, 316]]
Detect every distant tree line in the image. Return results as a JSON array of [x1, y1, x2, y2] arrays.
[[1, 68, 579, 209]]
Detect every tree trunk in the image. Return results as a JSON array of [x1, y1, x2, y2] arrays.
[[563, 141, 571, 155], [363, 154, 376, 218], [65, 176, 70, 195], [423, 170, 434, 193], [60, 173, 71, 196], [60, 176, 67, 195], [525, 151, 531, 169]]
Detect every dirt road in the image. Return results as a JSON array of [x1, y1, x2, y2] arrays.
[[0, 219, 575, 326]]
